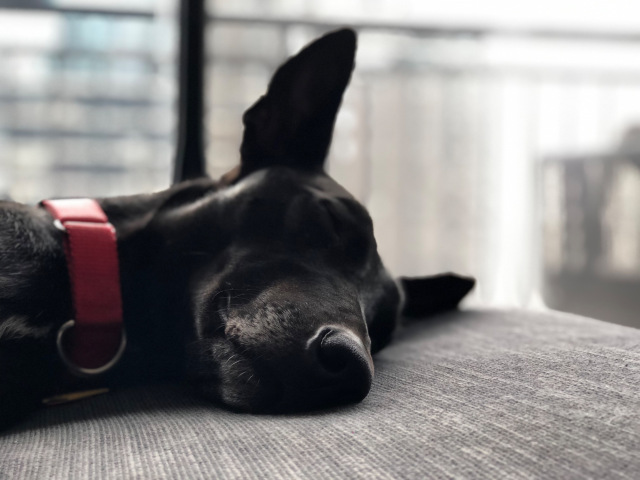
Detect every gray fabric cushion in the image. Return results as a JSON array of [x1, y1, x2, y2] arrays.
[[1, 309, 639, 479]]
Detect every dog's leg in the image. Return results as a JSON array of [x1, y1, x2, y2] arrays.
[[0, 338, 59, 429], [0, 203, 73, 429]]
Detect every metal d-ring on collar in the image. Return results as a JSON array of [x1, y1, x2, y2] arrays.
[[56, 320, 127, 377]]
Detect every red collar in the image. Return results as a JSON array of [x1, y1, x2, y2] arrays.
[[41, 198, 126, 376]]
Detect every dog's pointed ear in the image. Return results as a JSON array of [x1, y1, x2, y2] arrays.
[[239, 28, 356, 176], [400, 273, 476, 318]]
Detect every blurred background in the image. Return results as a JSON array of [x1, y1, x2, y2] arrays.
[[2, 0, 640, 328]]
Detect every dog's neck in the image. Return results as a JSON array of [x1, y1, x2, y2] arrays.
[[97, 178, 223, 385], [35, 178, 223, 390]]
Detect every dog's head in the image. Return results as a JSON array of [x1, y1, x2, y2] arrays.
[[181, 29, 405, 413]]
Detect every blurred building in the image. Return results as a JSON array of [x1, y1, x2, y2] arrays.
[[0, 0, 175, 201]]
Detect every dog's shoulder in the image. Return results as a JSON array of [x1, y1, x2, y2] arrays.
[[0, 201, 59, 252], [0, 202, 69, 338], [0, 201, 65, 291], [0, 203, 64, 428]]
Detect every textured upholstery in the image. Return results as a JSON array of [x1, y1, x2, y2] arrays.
[[2, 309, 639, 479]]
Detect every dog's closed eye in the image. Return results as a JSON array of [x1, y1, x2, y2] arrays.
[[320, 199, 373, 266], [195, 287, 232, 338]]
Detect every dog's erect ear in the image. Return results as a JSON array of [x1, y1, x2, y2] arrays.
[[239, 28, 356, 176], [400, 273, 476, 318]]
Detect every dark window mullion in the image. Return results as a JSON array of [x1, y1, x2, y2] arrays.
[[173, 0, 206, 183]]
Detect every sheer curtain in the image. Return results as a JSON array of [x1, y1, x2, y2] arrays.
[[204, 1, 640, 314]]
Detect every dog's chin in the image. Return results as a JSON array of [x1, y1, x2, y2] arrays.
[[197, 376, 371, 415], [193, 360, 372, 414], [195, 377, 284, 414], [188, 337, 373, 414], [187, 337, 279, 412]]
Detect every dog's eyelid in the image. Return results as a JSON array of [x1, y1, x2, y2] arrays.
[[320, 199, 344, 229], [357, 297, 366, 320], [215, 291, 232, 323]]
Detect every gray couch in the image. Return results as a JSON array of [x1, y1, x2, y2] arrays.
[[2, 308, 639, 479]]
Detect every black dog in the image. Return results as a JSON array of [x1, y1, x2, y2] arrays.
[[0, 29, 473, 429]]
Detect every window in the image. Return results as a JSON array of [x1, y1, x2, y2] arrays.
[[4, 0, 640, 326], [0, 1, 176, 202]]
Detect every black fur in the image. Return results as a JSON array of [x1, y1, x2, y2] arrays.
[[0, 29, 473, 429]]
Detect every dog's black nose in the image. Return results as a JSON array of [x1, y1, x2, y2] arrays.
[[308, 328, 373, 403]]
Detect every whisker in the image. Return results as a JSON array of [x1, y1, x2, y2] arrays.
[[228, 358, 243, 369]]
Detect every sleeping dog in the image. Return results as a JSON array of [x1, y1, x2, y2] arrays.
[[0, 29, 473, 429]]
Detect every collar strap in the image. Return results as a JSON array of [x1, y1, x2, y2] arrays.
[[41, 198, 126, 376]]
